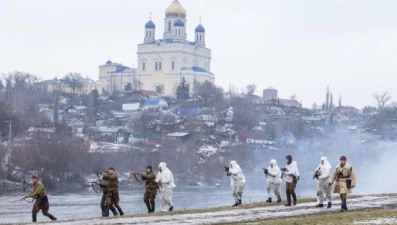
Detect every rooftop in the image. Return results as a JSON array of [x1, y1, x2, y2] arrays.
[[36, 77, 100, 85], [166, 132, 189, 137]]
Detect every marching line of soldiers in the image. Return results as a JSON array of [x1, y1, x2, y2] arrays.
[[22, 155, 356, 222], [260, 154, 356, 211]]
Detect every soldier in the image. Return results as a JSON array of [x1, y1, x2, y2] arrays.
[[265, 159, 282, 203], [137, 165, 157, 213], [283, 155, 300, 206], [226, 160, 246, 207], [102, 167, 124, 216], [314, 157, 333, 208], [329, 156, 356, 212], [24, 175, 57, 222], [155, 162, 176, 212], [96, 174, 118, 217]]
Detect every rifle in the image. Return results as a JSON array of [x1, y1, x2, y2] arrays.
[[130, 172, 143, 184], [90, 172, 105, 193], [280, 168, 287, 178], [263, 168, 269, 176], [313, 167, 320, 180], [224, 166, 229, 173], [95, 171, 107, 175], [20, 196, 34, 203]]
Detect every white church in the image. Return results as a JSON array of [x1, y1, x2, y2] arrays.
[[99, 0, 215, 95]]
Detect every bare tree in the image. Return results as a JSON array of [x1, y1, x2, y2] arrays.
[[372, 91, 391, 116], [312, 102, 318, 110], [245, 84, 257, 96], [130, 111, 155, 143], [62, 72, 83, 94]]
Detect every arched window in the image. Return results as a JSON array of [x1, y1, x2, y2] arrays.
[[168, 22, 171, 31], [146, 31, 148, 37]]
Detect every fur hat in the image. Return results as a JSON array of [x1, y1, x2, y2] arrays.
[[340, 156, 347, 161], [286, 155, 293, 162], [108, 167, 115, 171]]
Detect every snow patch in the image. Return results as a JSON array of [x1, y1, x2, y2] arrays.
[[354, 218, 397, 225]]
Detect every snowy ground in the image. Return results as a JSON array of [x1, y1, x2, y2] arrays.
[[354, 218, 397, 225], [30, 195, 397, 225]]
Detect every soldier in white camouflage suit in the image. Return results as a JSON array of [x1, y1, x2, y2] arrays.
[[314, 157, 333, 208], [265, 159, 282, 203]]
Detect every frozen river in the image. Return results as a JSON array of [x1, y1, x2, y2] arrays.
[[1, 186, 316, 224]]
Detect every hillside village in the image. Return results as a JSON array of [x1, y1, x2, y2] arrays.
[[2, 71, 394, 188]]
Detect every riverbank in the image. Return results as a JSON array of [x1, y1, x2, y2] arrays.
[[11, 194, 397, 225]]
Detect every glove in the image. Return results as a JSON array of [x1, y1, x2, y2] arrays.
[[328, 182, 332, 187]]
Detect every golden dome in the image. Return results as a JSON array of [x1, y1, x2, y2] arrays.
[[165, 0, 187, 17]]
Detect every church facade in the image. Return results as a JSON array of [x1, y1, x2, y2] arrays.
[[99, 0, 215, 95]]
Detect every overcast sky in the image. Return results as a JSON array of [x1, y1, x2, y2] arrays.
[[1, 0, 396, 108]]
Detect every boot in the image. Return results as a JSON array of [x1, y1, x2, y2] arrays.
[[169, 206, 173, 211], [266, 198, 272, 203], [340, 200, 346, 212], [238, 199, 242, 205], [150, 200, 155, 213], [277, 195, 282, 203], [285, 194, 291, 206], [232, 200, 239, 207], [116, 207, 124, 216], [292, 193, 297, 206], [144, 200, 151, 213], [32, 215, 37, 222], [104, 206, 110, 217], [315, 204, 324, 208], [327, 202, 332, 208], [110, 208, 118, 216], [342, 199, 348, 211], [48, 214, 57, 221]]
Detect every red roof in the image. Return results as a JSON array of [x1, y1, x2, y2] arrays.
[[140, 90, 159, 97]]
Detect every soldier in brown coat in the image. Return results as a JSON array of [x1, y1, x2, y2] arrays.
[[138, 165, 157, 213], [329, 156, 357, 212], [102, 167, 124, 216], [24, 175, 57, 222], [97, 175, 118, 217]]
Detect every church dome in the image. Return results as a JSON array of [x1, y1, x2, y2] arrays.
[[145, 20, 156, 29], [165, 0, 186, 18], [106, 60, 112, 65], [174, 19, 185, 27], [195, 24, 205, 32]]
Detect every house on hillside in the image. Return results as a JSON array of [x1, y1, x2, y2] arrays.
[[335, 106, 360, 117], [86, 126, 121, 142], [67, 105, 88, 115], [26, 127, 56, 139], [126, 90, 160, 100], [178, 107, 200, 116], [166, 132, 190, 143], [143, 98, 168, 109], [197, 109, 217, 122], [237, 131, 267, 144]]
